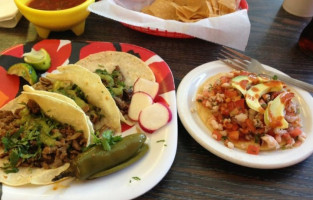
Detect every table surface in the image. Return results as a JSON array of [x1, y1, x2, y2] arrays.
[[1, 0, 313, 199]]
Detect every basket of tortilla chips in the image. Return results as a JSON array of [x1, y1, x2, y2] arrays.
[[89, 0, 250, 50], [123, 0, 249, 38]]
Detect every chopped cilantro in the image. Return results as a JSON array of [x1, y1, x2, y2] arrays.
[[91, 130, 122, 151], [132, 176, 141, 181], [208, 84, 213, 91], [0, 104, 74, 174], [254, 133, 264, 144], [94, 68, 128, 97]]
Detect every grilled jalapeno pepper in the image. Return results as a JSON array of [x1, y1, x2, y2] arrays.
[[88, 143, 149, 179], [52, 133, 147, 181]]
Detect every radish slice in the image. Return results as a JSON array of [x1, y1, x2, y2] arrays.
[[128, 92, 153, 121], [133, 78, 159, 99], [139, 102, 172, 133]]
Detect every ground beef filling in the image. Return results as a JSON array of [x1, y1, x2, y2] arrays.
[[113, 88, 133, 115], [0, 100, 86, 170], [0, 110, 20, 138], [33, 77, 53, 91], [95, 66, 133, 115]]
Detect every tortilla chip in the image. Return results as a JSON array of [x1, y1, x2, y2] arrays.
[[209, 0, 219, 14], [218, 0, 236, 15], [141, 0, 237, 22], [175, 5, 199, 22], [142, 0, 178, 20], [141, 6, 154, 15], [173, 0, 189, 6], [206, 0, 214, 15]]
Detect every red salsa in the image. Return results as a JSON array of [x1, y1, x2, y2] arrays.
[[27, 0, 86, 10]]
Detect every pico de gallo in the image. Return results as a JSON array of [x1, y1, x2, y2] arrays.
[[196, 70, 304, 155]]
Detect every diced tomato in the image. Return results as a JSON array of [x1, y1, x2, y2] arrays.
[[220, 76, 231, 84], [280, 92, 294, 105], [282, 133, 291, 140], [215, 85, 222, 93], [213, 113, 223, 123], [267, 129, 275, 137], [221, 106, 230, 115], [271, 91, 283, 99], [245, 118, 256, 132], [225, 122, 233, 129], [231, 123, 239, 131], [247, 145, 260, 155], [225, 122, 239, 131], [225, 89, 238, 98], [212, 130, 222, 141], [227, 101, 235, 111], [234, 99, 245, 110], [228, 131, 239, 140], [238, 71, 250, 76], [289, 127, 302, 138], [240, 128, 249, 134], [282, 133, 294, 144]]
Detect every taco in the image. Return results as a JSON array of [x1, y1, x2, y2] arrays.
[[196, 71, 304, 154], [0, 91, 93, 186], [75, 51, 155, 122], [32, 64, 121, 132]]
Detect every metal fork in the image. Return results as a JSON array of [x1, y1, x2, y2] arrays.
[[218, 46, 313, 93]]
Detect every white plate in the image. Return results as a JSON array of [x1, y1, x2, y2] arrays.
[[0, 40, 178, 200], [177, 60, 313, 169]]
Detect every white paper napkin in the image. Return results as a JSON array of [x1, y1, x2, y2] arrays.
[[0, 0, 22, 28], [88, 0, 251, 51]]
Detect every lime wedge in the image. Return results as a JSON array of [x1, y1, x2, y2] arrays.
[[23, 48, 51, 71], [7, 63, 38, 85]]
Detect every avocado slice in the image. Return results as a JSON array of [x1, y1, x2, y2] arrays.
[[264, 92, 291, 129], [231, 75, 271, 95], [231, 75, 252, 95], [245, 81, 284, 113]]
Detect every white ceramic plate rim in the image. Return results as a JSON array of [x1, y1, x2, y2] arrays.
[[177, 60, 313, 169]]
